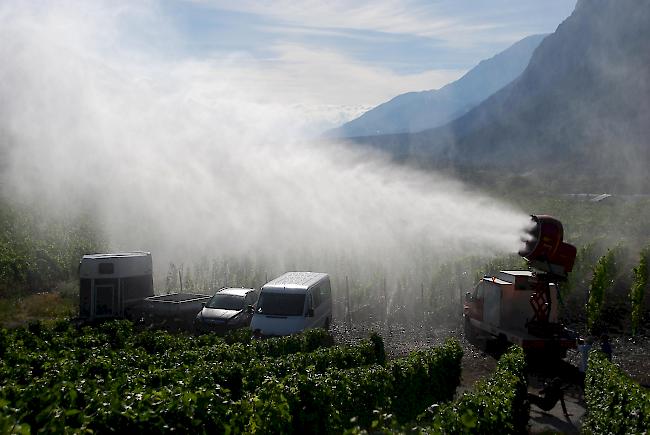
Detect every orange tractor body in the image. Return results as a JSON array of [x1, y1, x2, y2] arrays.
[[464, 215, 578, 357]]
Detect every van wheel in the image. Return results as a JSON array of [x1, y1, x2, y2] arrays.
[[324, 317, 330, 330]]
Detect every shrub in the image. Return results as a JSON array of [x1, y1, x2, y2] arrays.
[[240, 336, 385, 396], [253, 327, 334, 357], [249, 363, 393, 434], [424, 345, 528, 434], [248, 339, 463, 433], [587, 250, 617, 334], [584, 351, 650, 434], [351, 346, 529, 435], [388, 338, 462, 423]]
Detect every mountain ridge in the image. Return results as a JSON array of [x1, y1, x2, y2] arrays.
[[328, 34, 547, 138]]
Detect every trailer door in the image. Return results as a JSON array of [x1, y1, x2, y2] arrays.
[[80, 279, 92, 318], [483, 283, 501, 327], [94, 283, 116, 317]]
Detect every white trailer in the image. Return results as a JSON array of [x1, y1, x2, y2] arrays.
[[79, 252, 212, 329], [79, 252, 154, 320]]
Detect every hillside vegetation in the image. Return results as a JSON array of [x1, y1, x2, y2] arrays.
[[0, 195, 105, 323], [1, 184, 649, 336], [352, 0, 650, 192]]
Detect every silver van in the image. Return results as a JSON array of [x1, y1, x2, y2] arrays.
[[250, 272, 332, 336]]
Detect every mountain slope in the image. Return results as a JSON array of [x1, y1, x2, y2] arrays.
[[328, 34, 546, 137], [355, 0, 650, 189]]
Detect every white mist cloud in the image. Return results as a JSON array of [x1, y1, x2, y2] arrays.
[[246, 43, 464, 108], [0, 1, 529, 284]]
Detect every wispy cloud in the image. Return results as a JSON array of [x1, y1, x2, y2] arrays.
[[191, 0, 499, 42], [188, 0, 573, 49]]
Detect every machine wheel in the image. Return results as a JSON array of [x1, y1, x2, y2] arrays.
[[489, 334, 509, 355], [497, 334, 509, 351], [464, 317, 477, 342]]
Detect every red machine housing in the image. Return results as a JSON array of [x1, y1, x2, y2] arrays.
[[518, 215, 577, 280]]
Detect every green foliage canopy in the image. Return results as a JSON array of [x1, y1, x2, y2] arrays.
[[630, 247, 649, 335], [587, 249, 617, 334], [584, 350, 650, 434]]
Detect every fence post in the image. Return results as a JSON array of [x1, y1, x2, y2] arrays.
[[346, 276, 351, 329], [383, 276, 388, 326], [421, 282, 425, 327]]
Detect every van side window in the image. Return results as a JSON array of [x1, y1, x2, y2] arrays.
[[311, 287, 321, 308], [321, 281, 331, 298], [98, 263, 114, 274], [475, 282, 485, 300]]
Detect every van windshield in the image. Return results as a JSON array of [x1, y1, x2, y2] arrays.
[[258, 292, 305, 316]]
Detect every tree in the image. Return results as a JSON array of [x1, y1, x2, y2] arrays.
[[586, 250, 617, 334], [630, 247, 649, 336]]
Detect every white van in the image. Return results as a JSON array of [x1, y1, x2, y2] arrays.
[[250, 272, 332, 336]]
